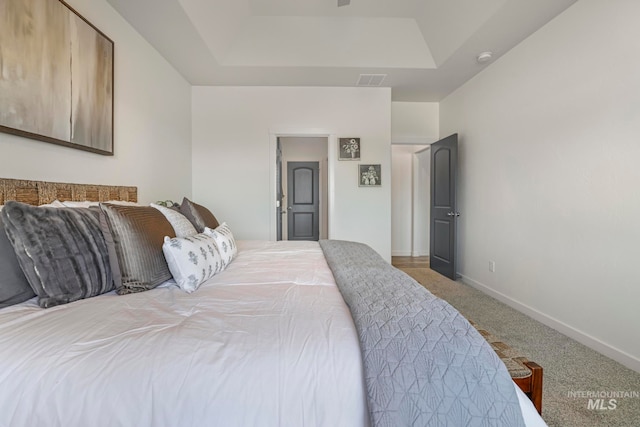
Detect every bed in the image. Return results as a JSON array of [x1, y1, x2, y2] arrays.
[[0, 178, 547, 427]]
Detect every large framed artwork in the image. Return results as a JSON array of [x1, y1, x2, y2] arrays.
[[0, 0, 114, 155]]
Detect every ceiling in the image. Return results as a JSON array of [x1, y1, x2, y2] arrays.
[[106, 0, 577, 101]]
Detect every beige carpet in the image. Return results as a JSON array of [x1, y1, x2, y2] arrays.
[[399, 267, 640, 427]]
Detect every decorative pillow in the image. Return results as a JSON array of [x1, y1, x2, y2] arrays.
[[45, 203, 125, 289], [1, 201, 113, 308], [99, 203, 175, 294], [162, 233, 224, 293], [179, 198, 220, 233], [60, 201, 99, 208], [151, 203, 197, 238], [203, 223, 237, 266], [0, 215, 36, 308], [93, 207, 123, 294], [62, 200, 141, 208], [39, 200, 66, 207]]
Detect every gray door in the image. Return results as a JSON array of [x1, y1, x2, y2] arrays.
[[287, 161, 320, 241], [430, 134, 458, 279]]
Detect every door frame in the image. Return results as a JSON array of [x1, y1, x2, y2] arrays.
[[390, 142, 434, 258], [269, 131, 335, 241], [276, 138, 283, 241], [412, 145, 430, 257]]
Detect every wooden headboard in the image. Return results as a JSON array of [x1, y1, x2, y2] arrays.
[[0, 178, 137, 206]]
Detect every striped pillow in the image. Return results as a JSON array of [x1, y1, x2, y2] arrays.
[[99, 203, 175, 294]]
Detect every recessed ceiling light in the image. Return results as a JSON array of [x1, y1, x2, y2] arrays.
[[476, 51, 493, 64]]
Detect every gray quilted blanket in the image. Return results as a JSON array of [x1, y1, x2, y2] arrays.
[[319, 240, 526, 427]]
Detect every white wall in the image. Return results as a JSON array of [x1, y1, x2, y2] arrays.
[[391, 146, 414, 256], [280, 136, 328, 240], [192, 87, 392, 261], [391, 102, 439, 144], [440, 0, 640, 371], [0, 0, 192, 203], [413, 148, 430, 256]]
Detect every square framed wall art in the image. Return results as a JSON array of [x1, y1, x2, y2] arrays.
[[359, 164, 381, 187], [338, 138, 360, 160]]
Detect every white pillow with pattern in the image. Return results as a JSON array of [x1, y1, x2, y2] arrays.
[[39, 200, 66, 207], [162, 233, 224, 293], [151, 203, 197, 237], [204, 223, 237, 266]]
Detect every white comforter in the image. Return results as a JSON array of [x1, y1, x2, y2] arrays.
[[0, 241, 368, 427], [0, 240, 545, 427]]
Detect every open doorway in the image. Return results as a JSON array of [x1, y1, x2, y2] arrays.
[[277, 136, 329, 241], [391, 144, 430, 256]]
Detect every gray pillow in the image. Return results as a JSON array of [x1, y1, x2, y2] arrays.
[[1, 201, 114, 308], [179, 197, 220, 233], [99, 203, 175, 294], [0, 215, 36, 308], [93, 207, 123, 293]]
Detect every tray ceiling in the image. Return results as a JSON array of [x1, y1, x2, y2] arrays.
[[107, 0, 577, 101]]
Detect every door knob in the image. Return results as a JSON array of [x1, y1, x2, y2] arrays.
[[287, 206, 292, 211], [447, 211, 461, 217]]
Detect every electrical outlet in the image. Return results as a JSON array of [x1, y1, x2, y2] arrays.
[[489, 261, 496, 273]]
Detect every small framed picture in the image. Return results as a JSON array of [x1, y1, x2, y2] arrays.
[[359, 164, 381, 187], [339, 138, 361, 160]]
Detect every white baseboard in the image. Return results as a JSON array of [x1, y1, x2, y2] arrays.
[[412, 251, 429, 257], [458, 273, 640, 373]]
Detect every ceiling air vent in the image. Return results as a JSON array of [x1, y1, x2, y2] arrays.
[[356, 74, 387, 87]]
